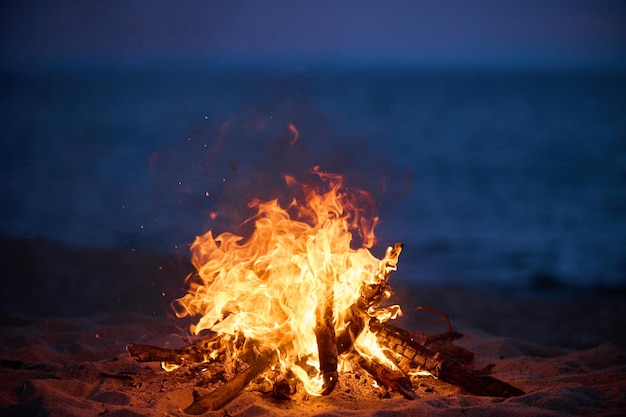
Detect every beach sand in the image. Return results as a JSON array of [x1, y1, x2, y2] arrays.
[[1, 237, 625, 416]]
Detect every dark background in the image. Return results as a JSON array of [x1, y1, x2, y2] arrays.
[[2, 1, 625, 71], [1, 1, 625, 319]]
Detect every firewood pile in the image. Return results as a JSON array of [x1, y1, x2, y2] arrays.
[[127, 243, 523, 414]]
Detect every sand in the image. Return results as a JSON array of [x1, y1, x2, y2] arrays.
[[1, 237, 625, 416]]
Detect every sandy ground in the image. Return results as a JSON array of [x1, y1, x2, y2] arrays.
[[1, 236, 625, 416]]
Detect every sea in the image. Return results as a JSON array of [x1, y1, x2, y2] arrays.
[[1, 67, 625, 291]]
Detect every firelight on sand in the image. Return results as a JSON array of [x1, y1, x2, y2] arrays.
[[172, 167, 403, 395]]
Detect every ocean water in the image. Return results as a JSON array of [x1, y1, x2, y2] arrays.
[[1, 68, 625, 289]]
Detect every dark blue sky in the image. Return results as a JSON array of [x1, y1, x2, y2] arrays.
[[1, 1, 625, 70]]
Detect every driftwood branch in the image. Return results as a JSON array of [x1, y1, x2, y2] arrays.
[[371, 321, 524, 397]]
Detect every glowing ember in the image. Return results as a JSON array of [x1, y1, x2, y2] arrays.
[[172, 167, 402, 395]]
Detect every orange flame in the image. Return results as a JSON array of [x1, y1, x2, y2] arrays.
[[173, 167, 401, 394], [288, 123, 299, 146]]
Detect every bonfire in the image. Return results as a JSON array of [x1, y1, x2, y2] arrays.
[[127, 167, 522, 414]]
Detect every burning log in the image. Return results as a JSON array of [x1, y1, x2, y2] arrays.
[[127, 332, 227, 369], [127, 334, 219, 366], [371, 321, 524, 398], [336, 243, 403, 355], [355, 353, 418, 400], [126, 343, 191, 365], [335, 303, 367, 355], [314, 268, 339, 395], [314, 243, 401, 396], [406, 329, 475, 366], [184, 349, 276, 414]]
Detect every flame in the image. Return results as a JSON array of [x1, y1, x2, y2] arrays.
[[172, 167, 402, 394], [288, 123, 299, 145]]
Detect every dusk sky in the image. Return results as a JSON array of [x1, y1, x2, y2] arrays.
[[1, 0, 625, 71]]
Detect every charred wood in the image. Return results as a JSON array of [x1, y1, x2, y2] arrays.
[[126, 333, 221, 366], [126, 344, 189, 365], [356, 354, 418, 400], [184, 349, 275, 414], [315, 269, 338, 395], [403, 330, 475, 365], [272, 378, 298, 400], [371, 321, 524, 398]]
